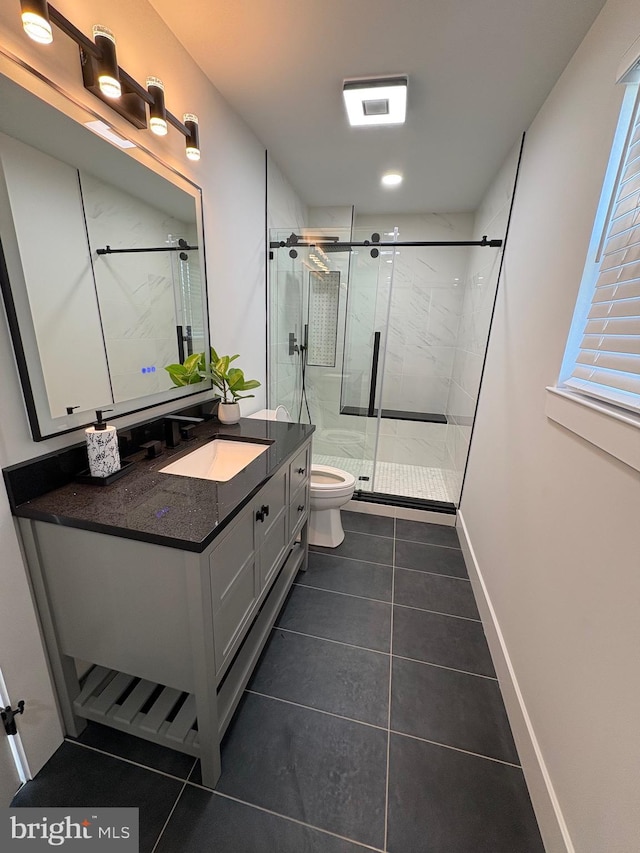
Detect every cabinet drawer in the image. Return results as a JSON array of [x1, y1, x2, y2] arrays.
[[260, 508, 288, 592], [289, 445, 310, 494], [256, 466, 287, 540], [289, 484, 308, 540], [210, 508, 256, 611]]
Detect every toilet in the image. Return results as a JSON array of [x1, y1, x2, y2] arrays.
[[309, 464, 356, 548], [246, 408, 356, 548]]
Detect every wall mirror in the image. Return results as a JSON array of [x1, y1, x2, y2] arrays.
[[0, 57, 211, 440]]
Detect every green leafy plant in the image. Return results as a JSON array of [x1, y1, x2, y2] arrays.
[[164, 352, 207, 387], [204, 346, 261, 402]]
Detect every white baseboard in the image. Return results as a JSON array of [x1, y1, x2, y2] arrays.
[[457, 511, 573, 853]]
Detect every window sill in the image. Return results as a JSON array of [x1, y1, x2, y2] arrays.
[[545, 387, 640, 473]]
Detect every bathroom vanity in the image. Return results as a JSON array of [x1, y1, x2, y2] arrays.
[[5, 418, 314, 788]]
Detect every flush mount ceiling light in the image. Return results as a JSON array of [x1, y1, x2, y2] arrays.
[[343, 76, 407, 127], [381, 172, 403, 187]]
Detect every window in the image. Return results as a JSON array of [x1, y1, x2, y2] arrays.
[[559, 84, 640, 415]]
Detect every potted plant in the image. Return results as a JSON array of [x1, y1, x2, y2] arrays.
[[203, 346, 260, 424]]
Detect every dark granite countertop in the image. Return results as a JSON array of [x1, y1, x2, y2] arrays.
[[5, 419, 315, 553]]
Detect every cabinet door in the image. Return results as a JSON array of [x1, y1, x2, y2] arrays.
[[254, 466, 288, 592], [210, 507, 258, 679]]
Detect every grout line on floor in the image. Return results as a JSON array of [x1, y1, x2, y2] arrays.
[[393, 601, 481, 622], [208, 789, 386, 852], [390, 729, 521, 768], [383, 523, 397, 851], [342, 526, 395, 540], [150, 763, 196, 853], [394, 565, 470, 581], [245, 689, 387, 732], [394, 537, 462, 551], [63, 738, 195, 785], [273, 625, 390, 656], [391, 653, 498, 680], [309, 549, 393, 568], [293, 580, 391, 605], [395, 565, 471, 582]]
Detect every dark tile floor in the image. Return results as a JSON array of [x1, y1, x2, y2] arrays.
[[12, 513, 546, 852]]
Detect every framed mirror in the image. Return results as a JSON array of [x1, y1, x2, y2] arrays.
[[0, 57, 211, 440]]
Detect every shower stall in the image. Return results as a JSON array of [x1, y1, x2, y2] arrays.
[[268, 152, 520, 512]]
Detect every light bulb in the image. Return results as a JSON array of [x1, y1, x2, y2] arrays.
[[20, 0, 52, 44], [93, 26, 121, 99], [146, 76, 168, 136]]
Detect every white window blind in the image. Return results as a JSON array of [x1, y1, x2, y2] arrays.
[[564, 89, 640, 414]]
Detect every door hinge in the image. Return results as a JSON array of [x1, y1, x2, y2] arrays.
[[2, 701, 25, 736]]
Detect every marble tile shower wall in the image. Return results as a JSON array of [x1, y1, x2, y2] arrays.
[[445, 145, 521, 495], [81, 173, 195, 403], [353, 214, 473, 469]]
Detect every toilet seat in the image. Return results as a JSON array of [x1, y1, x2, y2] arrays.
[[311, 464, 356, 493]]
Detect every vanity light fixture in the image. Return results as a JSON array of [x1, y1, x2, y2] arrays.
[[146, 77, 168, 136], [20, 0, 52, 43], [92, 26, 121, 99], [184, 114, 200, 161], [16, 2, 202, 160], [343, 76, 408, 127]]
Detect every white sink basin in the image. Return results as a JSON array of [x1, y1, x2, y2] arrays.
[[159, 439, 270, 482]]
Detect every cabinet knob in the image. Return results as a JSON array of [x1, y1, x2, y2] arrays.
[[261, 504, 269, 517], [297, 504, 305, 513], [256, 509, 265, 523], [296, 467, 306, 475]]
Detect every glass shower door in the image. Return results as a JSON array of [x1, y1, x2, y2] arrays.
[[340, 237, 393, 493]]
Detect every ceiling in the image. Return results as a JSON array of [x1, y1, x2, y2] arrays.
[[150, 0, 607, 214]]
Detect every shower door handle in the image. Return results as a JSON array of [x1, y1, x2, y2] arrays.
[[367, 331, 382, 418]]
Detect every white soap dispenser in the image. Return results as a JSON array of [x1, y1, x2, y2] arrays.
[[85, 409, 121, 478]]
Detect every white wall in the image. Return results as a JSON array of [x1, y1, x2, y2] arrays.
[[0, 0, 269, 776], [460, 0, 640, 850]]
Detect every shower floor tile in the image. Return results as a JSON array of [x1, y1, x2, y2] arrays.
[[313, 454, 458, 504]]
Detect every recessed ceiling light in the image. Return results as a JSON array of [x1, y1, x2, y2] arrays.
[[381, 172, 403, 187], [343, 76, 407, 127]]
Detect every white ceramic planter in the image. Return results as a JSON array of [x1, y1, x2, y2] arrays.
[[217, 401, 241, 424]]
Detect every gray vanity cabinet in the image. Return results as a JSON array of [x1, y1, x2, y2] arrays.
[[211, 465, 289, 681], [18, 437, 311, 789]]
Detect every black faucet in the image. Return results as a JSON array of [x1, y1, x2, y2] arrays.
[[163, 415, 204, 448]]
